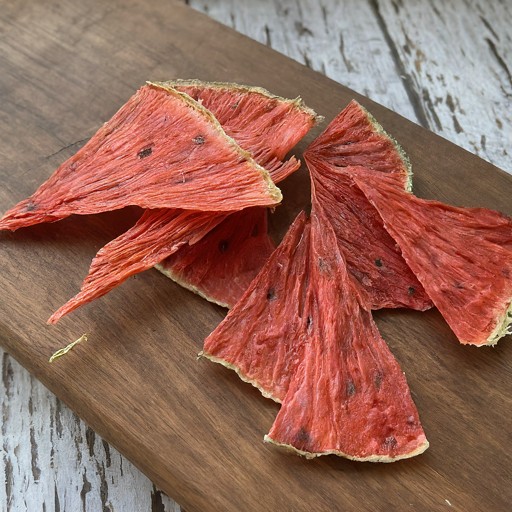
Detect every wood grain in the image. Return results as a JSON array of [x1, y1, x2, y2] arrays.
[[1, 0, 511, 511]]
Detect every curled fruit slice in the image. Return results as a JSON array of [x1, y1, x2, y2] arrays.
[[355, 169, 512, 346], [0, 84, 281, 231], [305, 101, 431, 311], [264, 200, 428, 461], [203, 200, 428, 461]]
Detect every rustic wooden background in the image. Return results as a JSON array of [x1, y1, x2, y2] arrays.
[[1, 0, 511, 510]]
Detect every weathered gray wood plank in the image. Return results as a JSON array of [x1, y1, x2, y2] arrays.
[[1, 352, 181, 511], [1, 0, 511, 510]]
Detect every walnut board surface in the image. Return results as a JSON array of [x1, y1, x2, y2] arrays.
[[0, 0, 511, 511]]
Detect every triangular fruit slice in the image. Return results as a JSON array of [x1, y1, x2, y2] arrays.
[[48, 82, 319, 322], [0, 83, 281, 231], [48, 208, 227, 324], [202, 211, 310, 403], [305, 100, 412, 188], [154, 80, 320, 307], [264, 201, 429, 461], [156, 207, 276, 309], [354, 169, 512, 346], [304, 100, 432, 311], [160, 79, 320, 182]]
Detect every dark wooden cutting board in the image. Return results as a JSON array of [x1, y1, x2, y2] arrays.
[[1, 1, 511, 510]]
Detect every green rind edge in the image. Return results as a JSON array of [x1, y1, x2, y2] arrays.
[[198, 351, 282, 404], [154, 262, 232, 309], [486, 299, 512, 346], [356, 101, 413, 193], [147, 81, 282, 205], [152, 78, 324, 126], [263, 435, 429, 462]]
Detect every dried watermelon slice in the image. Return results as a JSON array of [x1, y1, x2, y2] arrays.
[[0, 83, 281, 231], [354, 169, 512, 346], [49, 82, 319, 322], [48, 208, 227, 324], [305, 100, 412, 188], [304, 100, 432, 311], [152, 80, 319, 307], [203, 205, 428, 460], [264, 202, 428, 461], [156, 207, 276, 309], [160, 79, 320, 181], [309, 160, 432, 310], [202, 211, 310, 402]]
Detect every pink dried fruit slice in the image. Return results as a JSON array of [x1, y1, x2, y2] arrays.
[[304, 100, 431, 310], [202, 211, 310, 402], [156, 207, 276, 309], [164, 79, 320, 181], [305, 100, 412, 185], [48, 208, 227, 324], [49, 82, 319, 321], [0, 83, 281, 231], [203, 202, 428, 460], [154, 79, 320, 306], [354, 169, 512, 346], [264, 200, 428, 461]]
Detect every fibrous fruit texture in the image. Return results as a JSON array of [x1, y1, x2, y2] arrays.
[[157, 207, 276, 309], [354, 169, 512, 346], [266, 203, 428, 460], [154, 80, 319, 307], [48, 82, 318, 322], [304, 101, 431, 311], [48, 209, 228, 324], [160, 79, 319, 181], [0, 83, 282, 231], [203, 204, 428, 461], [202, 211, 310, 402]]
